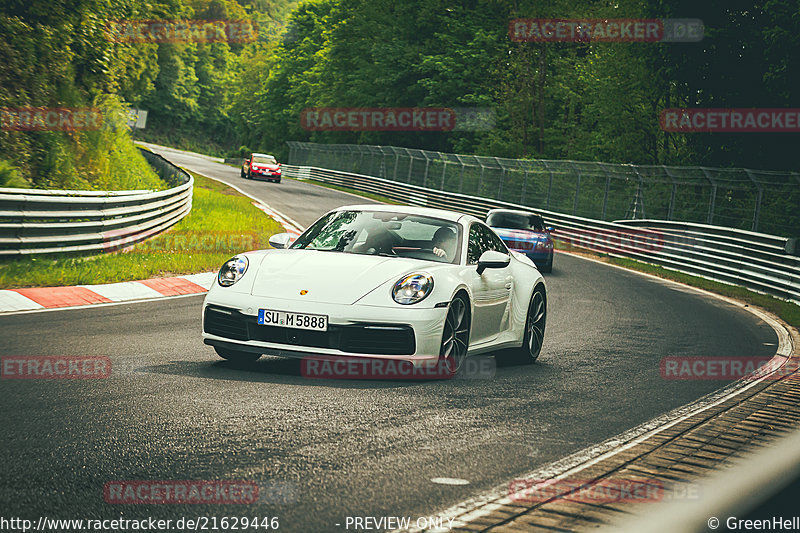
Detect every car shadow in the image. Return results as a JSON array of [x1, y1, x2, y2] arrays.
[[540, 267, 562, 277], [134, 356, 451, 389], [136, 352, 552, 388], [136, 357, 414, 389]]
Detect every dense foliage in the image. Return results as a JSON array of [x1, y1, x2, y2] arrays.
[[1, 0, 798, 189], [0, 0, 296, 188], [235, 0, 800, 170]]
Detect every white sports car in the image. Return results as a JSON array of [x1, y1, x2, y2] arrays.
[[202, 205, 547, 376]]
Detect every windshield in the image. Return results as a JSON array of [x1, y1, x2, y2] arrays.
[[291, 210, 461, 264], [486, 211, 545, 231], [252, 155, 277, 164]]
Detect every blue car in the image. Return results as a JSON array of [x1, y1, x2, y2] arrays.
[[486, 209, 554, 273]]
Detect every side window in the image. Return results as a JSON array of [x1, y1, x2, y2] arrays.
[[486, 225, 509, 254], [467, 223, 508, 264], [467, 224, 484, 264]]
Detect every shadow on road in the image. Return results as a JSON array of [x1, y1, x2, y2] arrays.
[[135, 353, 554, 388]]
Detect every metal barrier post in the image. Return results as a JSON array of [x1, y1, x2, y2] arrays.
[[663, 166, 678, 221], [701, 167, 717, 225], [570, 161, 582, 216], [439, 153, 447, 191], [600, 163, 612, 220], [495, 157, 506, 199], [745, 169, 763, 232], [542, 160, 554, 210]]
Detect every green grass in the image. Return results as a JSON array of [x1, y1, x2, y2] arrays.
[[0, 173, 284, 289]]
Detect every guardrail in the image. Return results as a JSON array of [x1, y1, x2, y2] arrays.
[[283, 164, 800, 304], [611, 424, 800, 533], [287, 141, 800, 238], [0, 148, 193, 256]]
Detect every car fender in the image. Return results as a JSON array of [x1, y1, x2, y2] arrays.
[[507, 255, 546, 336], [206, 249, 270, 296], [350, 263, 468, 309]]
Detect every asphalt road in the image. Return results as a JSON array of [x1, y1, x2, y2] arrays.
[[0, 145, 778, 532]]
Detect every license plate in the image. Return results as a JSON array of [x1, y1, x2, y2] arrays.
[[258, 309, 328, 331]]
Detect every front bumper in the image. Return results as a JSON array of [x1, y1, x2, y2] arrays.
[[251, 171, 281, 180], [201, 293, 446, 365], [507, 247, 552, 265], [524, 250, 553, 265]]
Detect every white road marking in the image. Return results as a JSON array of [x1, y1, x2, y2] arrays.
[[251, 202, 303, 235], [0, 290, 44, 311], [0, 292, 205, 316], [78, 281, 163, 302], [431, 478, 470, 486], [179, 272, 217, 290]]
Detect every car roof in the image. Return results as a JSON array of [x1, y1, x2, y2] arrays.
[[487, 208, 543, 218], [333, 204, 481, 224], [251, 152, 274, 158]]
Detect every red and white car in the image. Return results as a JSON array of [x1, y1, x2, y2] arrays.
[[241, 153, 282, 183]]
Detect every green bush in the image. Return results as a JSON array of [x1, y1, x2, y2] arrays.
[[0, 160, 31, 188]]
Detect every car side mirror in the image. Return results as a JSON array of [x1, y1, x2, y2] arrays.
[[268, 232, 295, 249], [477, 250, 511, 275]]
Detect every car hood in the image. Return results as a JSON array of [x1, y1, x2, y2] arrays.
[[251, 164, 280, 171], [249, 249, 424, 304]]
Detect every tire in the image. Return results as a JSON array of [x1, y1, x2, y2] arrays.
[[438, 294, 471, 378], [240, 168, 245, 178], [214, 347, 261, 364], [501, 286, 546, 365]]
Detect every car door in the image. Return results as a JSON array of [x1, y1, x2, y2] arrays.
[[466, 222, 513, 344]]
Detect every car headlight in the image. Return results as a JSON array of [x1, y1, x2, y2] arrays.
[[218, 256, 249, 287], [392, 273, 433, 305]]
